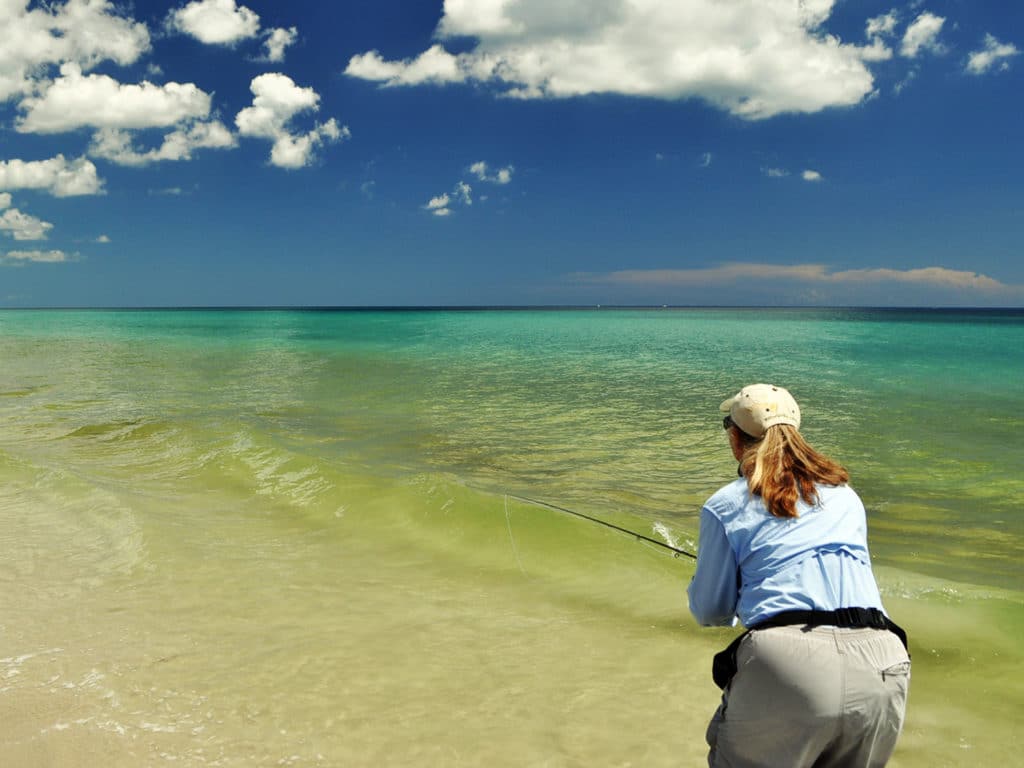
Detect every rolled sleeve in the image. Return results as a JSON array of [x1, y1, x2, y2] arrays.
[[688, 507, 739, 626]]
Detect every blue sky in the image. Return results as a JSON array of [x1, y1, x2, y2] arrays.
[[0, 0, 1021, 307]]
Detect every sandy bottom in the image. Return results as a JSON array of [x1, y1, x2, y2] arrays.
[[2, 481, 1021, 767]]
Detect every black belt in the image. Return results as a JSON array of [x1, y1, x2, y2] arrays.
[[750, 607, 908, 651], [712, 607, 909, 690]]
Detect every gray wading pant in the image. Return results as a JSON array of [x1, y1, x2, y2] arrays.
[[706, 625, 911, 768]]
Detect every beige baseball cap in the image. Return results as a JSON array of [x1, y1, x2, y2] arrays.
[[720, 383, 801, 438]]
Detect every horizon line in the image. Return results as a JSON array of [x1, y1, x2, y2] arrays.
[[2, 304, 1023, 312]]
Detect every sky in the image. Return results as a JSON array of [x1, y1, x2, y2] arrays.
[[0, 0, 1021, 307]]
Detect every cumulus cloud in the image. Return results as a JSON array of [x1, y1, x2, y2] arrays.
[[901, 12, 945, 59], [96, 234, 111, 243], [426, 159, 518, 216], [425, 193, 453, 216], [866, 11, 898, 41], [264, 26, 298, 62], [0, 0, 150, 102], [454, 181, 473, 205], [235, 73, 318, 132], [346, 0, 888, 119], [572, 263, 1012, 294], [424, 180, 476, 217], [90, 121, 236, 166], [0, 194, 53, 241], [235, 73, 350, 169], [860, 11, 897, 62], [0, 155, 104, 197], [0, 209, 52, 241], [966, 35, 1019, 75], [469, 161, 514, 184], [347, 44, 467, 88], [167, 0, 260, 45], [167, 0, 300, 64], [17, 64, 212, 134], [802, 169, 823, 182], [1, 249, 70, 265]]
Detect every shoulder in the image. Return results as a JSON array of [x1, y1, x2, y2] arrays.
[[808, 484, 868, 530], [815, 483, 865, 510], [703, 477, 750, 519]]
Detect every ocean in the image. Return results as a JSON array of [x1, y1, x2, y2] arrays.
[[1, 308, 1021, 766]]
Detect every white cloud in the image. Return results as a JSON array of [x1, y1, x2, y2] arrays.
[[96, 234, 111, 243], [1, 249, 70, 265], [469, 161, 514, 184], [268, 126, 343, 169], [893, 67, 917, 95], [236, 73, 319, 135], [17, 64, 212, 134], [424, 193, 452, 216], [264, 26, 298, 62], [573, 263, 1011, 293], [167, 0, 260, 45], [235, 73, 349, 169], [90, 121, 236, 166], [454, 181, 473, 205], [346, 0, 887, 119], [866, 12, 898, 40], [699, 152, 713, 168], [427, 163, 515, 217], [860, 11, 897, 62], [0, 155, 104, 197], [859, 39, 893, 63], [0, 0, 150, 102], [828, 266, 1005, 290], [437, 0, 522, 37], [966, 34, 1019, 75], [763, 167, 789, 178], [0, 195, 53, 240], [901, 12, 945, 58], [802, 169, 823, 182], [167, 0, 299, 64], [317, 119, 347, 142], [346, 45, 465, 88]]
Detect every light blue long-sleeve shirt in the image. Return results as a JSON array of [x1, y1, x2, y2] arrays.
[[687, 478, 885, 628]]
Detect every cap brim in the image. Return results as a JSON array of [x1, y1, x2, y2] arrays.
[[719, 397, 735, 413]]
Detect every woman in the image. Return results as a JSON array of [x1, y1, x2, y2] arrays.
[[688, 384, 910, 768]]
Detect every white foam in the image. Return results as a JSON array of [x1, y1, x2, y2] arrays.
[[652, 521, 679, 550]]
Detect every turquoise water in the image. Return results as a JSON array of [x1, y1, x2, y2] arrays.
[[1, 308, 1022, 766]]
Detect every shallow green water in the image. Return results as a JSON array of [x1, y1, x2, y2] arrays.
[[1, 308, 1021, 766]]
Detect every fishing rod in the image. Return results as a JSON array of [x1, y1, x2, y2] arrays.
[[505, 493, 697, 560]]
